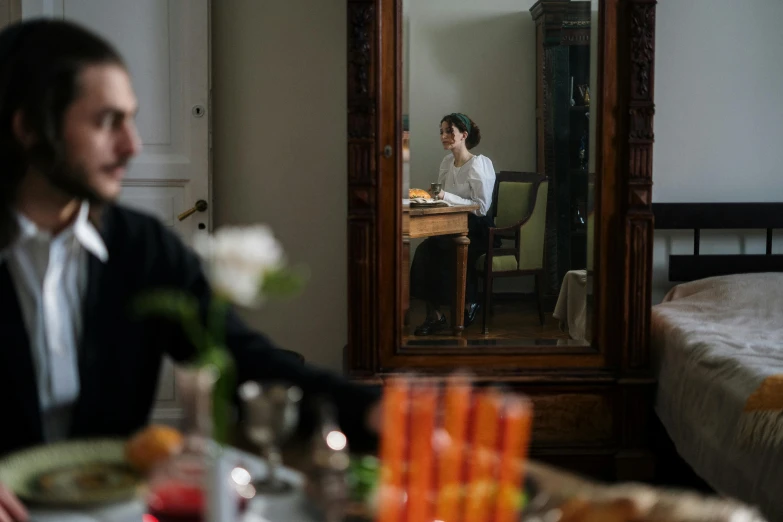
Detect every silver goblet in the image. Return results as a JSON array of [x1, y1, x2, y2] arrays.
[[305, 399, 351, 522], [238, 381, 303, 494]]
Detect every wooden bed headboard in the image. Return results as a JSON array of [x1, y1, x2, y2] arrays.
[[652, 202, 783, 282]]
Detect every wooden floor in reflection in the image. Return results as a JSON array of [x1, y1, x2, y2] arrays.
[[403, 296, 588, 347]]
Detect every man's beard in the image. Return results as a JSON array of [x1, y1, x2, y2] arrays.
[[43, 155, 129, 205], [27, 142, 128, 204], [44, 160, 106, 204]]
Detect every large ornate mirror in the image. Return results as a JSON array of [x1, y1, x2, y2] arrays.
[[400, 0, 598, 350], [346, 0, 657, 478], [346, 0, 656, 377]]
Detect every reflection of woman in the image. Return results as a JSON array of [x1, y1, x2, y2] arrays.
[[410, 113, 497, 335]]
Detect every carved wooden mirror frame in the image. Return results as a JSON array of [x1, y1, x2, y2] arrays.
[[345, 0, 656, 376]]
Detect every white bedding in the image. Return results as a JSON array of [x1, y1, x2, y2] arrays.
[[651, 273, 783, 522]]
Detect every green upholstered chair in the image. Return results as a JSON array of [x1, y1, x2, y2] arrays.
[[477, 172, 549, 334]]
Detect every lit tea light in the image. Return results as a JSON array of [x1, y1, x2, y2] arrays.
[[237, 483, 257, 500], [231, 466, 252, 486], [326, 430, 347, 451]]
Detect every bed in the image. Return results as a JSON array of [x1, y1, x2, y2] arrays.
[[651, 202, 783, 522]]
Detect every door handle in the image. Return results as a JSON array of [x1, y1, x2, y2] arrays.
[[177, 199, 208, 221]]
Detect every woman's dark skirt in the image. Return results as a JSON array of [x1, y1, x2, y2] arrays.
[[409, 214, 499, 307]]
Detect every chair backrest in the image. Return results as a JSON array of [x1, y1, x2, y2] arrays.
[[518, 180, 548, 270], [491, 172, 548, 270], [492, 172, 545, 227]]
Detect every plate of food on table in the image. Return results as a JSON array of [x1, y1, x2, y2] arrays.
[[408, 188, 450, 208], [0, 425, 186, 509]]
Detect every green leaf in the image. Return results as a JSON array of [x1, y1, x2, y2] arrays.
[[260, 264, 310, 299]]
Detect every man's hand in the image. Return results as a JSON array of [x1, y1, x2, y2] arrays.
[[0, 483, 27, 522]]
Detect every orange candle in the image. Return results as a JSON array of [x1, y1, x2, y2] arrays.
[[493, 396, 533, 522], [407, 382, 438, 522], [434, 376, 472, 522], [464, 389, 503, 522], [377, 377, 411, 522]]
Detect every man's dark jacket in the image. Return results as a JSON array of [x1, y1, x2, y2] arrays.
[[0, 204, 379, 458]]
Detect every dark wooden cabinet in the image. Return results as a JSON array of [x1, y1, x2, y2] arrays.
[[531, 0, 593, 293], [345, 0, 659, 483]]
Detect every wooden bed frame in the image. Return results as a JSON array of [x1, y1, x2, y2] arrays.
[[650, 202, 783, 489], [652, 202, 783, 282]]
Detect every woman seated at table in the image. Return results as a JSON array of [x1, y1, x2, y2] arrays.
[[410, 113, 498, 335]]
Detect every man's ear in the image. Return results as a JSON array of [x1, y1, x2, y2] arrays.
[[12, 109, 36, 148]]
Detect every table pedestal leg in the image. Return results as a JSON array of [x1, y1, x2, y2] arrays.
[[402, 235, 410, 326], [452, 234, 470, 335]]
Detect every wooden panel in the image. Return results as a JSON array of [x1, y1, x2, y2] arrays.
[[348, 186, 375, 214], [346, 0, 379, 375], [532, 452, 615, 482], [347, 219, 376, 373], [592, 0, 619, 365], [615, 379, 656, 480], [621, 0, 656, 374], [625, 217, 652, 370], [529, 392, 614, 445]]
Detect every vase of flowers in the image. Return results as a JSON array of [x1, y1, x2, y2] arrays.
[[135, 224, 307, 445]]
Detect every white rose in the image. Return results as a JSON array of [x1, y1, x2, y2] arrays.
[[193, 225, 285, 307]]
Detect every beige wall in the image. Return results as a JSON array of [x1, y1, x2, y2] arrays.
[[211, 0, 783, 364], [405, 0, 598, 189], [211, 0, 347, 371], [404, 0, 598, 293], [405, 0, 537, 193], [651, 0, 783, 303]]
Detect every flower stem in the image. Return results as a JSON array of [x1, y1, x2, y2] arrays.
[[207, 295, 229, 347]]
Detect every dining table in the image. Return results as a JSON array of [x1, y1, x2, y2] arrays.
[[23, 448, 769, 522], [25, 446, 312, 522], [402, 202, 479, 334]]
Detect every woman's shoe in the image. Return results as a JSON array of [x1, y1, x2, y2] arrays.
[[414, 315, 448, 336], [464, 303, 481, 327]]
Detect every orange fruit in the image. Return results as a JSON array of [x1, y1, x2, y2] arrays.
[[125, 424, 184, 474]]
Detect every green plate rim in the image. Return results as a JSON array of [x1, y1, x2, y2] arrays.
[[0, 438, 143, 507]]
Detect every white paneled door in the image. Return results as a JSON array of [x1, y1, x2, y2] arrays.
[[20, 0, 211, 426]]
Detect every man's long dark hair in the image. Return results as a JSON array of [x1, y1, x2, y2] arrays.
[[0, 18, 125, 250]]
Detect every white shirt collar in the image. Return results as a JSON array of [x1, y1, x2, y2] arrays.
[[13, 201, 108, 263]]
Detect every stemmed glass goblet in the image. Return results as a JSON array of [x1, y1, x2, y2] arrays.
[[238, 381, 303, 494]]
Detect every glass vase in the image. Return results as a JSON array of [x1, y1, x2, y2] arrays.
[[144, 364, 248, 522], [192, 344, 237, 446]]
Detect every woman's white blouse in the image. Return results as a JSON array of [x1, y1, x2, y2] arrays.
[[437, 153, 496, 216]]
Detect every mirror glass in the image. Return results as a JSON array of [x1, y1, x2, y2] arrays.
[[401, 0, 598, 348]]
